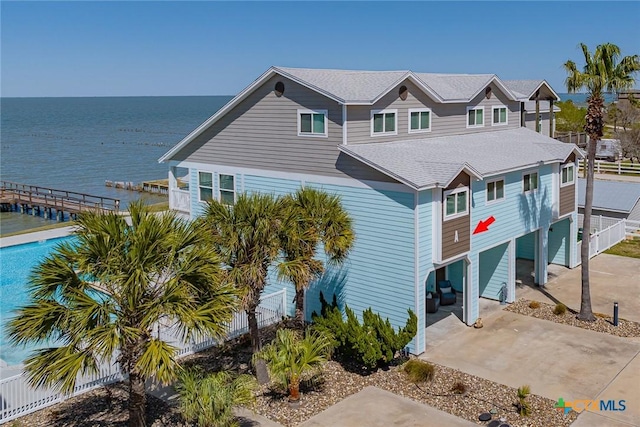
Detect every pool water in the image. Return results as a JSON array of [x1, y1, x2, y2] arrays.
[[0, 237, 74, 366]]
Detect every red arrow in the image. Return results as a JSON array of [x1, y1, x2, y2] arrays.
[[473, 216, 496, 234]]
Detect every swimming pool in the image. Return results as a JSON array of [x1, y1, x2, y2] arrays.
[[0, 237, 74, 366]]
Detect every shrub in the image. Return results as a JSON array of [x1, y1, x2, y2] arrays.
[[553, 303, 567, 315], [528, 301, 541, 309], [312, 293, 417, 369], [516, 384, 531, 416], [451, 381, 468, 394], [403, 359, 435, 383], [176, 369, 257, 427]]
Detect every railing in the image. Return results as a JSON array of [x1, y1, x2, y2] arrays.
[[555, 131, 589, 147], [169, 189, 190, 213], [575, 219, 627, 265], [578, 160, 640, 176], [0, 289, 286, 424], [577, 214, 624, 233], [0, 181, 120, 212]]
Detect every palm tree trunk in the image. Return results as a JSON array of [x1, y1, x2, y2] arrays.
[[128, 371, 147, 427], [295, 287, 305, 325], [289, 374, 300, 402], [247, 306, 261, 352]]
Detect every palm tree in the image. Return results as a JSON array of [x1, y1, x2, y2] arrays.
[[253, 328, 332, 402], [199, 193, 283, 353], [8, 201, 239, 427], [176, 369, 257, 427], [564, 43, 640, 321], [278, 187, 354, 324]]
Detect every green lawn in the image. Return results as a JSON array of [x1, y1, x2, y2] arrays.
[[605, 239, 640, 259]]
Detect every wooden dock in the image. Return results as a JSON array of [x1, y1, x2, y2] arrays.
[[0, 181, 120, 221]]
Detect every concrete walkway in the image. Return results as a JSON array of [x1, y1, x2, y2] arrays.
[[0, 225, 75, 248], [299, 387, 476, 427]]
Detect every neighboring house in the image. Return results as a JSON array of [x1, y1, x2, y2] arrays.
[[159, 67, 581, 354], [503, 80, 560, 137], [578, 178, 640, 221]]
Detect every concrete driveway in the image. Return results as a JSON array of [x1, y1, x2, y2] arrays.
[[422, 253, 640, 427]]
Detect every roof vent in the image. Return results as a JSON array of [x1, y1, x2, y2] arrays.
[[399, 85, 408, 101], [275, 81, 285, 97]]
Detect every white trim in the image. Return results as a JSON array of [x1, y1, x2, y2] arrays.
[[342, 104, 348, 145], [173, 160, 412, 194], [297, 109, 328, 137], [560, 163, 575, 187], [485, 177, 505, 205], [197, 170, 214, 203], [413, 191, 422, 354], [432, 188, 442, 262], [522, 170, 539, 194], [443, 187, 469, 220], [491, 105, 508, 126], [408, 108, 432, 134], [466, 106, 484, 128], [370, 109, 398, 136], [218, 172, 236, 204]]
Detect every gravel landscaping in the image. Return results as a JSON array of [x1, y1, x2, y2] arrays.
[[506, 298, 640, 337], [12, 321, 578, 427]]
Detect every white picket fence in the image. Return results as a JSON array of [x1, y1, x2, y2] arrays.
[[575, 219, 628, 265], [578, 160, 640, 176], [0, 289, 287, 424]]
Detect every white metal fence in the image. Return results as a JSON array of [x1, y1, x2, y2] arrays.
[[578, 160, 640, 176], [0, 289, 286, 424], [575, 219, 628, 265]]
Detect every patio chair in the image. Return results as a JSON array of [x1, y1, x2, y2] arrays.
[[426, 292, 440, 313], [437, 280, 457, 306]]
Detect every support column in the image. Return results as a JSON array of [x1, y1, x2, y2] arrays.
[[465, 255, 478, 325], [508, 239, 516, 303], [535, 98, 540, 133], [549, 99, 554, 137], [535, 228, 549, 285]]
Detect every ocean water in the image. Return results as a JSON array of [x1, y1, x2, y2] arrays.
[[0, 96, 231, 233], [557, 92, 618, 107]]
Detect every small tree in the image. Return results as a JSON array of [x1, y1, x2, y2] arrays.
[[253, 328, 332, 402], [516, 385, 532, 416], [176, 369, 257, 427]]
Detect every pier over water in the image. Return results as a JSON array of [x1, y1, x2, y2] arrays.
[[0, 181, 120, 221]]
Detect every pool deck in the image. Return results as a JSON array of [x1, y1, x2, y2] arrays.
[[0, 226, 76, 248]]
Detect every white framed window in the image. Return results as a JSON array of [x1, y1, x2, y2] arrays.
[[561, 164, 575, 186], [219, 174, 235, 205], [523, 171, 539, 193], [371, 109, 397, 136], [443, 187, 469, 220], [492, 106, 508, 126], [467, 107, 484, 128], [408, 108, 431, 133], [198, 171, 213, 202], [298, 109, 327, 137], [486, 178, 505, 203]]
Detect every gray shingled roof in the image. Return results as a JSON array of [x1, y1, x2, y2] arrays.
[[276, 66, 505, 103], [578, 179, 640, 213], [339, 127, 578, 190], [503, 80, 544, 99]]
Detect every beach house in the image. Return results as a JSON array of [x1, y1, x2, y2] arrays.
[[159, 67, 582, 354]]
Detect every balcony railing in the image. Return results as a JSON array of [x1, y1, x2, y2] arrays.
[[170, 188, 190, 213]]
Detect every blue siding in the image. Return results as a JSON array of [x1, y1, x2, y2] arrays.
[[516, 232, 536, 260], [244, 175, 301, 196], [479, 242, 509, 300], [304, 182, 417, 350], [471, 165, 554, 253], [549, 217, 570, 266], [447, 260, 464, 292]]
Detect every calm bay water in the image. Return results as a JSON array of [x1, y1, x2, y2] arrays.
[[0, 96, 231, 233]]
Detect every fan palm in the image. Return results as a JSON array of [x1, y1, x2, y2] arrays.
[[8, 201, 239, 427], [176, 369, 257, 427], [278, 187, 354, 324], [198, 193, 283, 353], [254, 328, 332, 401], [564, 43, 639, 321]]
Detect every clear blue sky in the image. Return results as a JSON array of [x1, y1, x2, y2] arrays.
[[2, 1, 639, 97]]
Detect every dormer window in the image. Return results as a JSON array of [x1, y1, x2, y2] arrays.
[[467, 107, 484, 128], [409, 108, 431, 133], [371, 109, 397, 136], [444, 187, 469, 219], [492, 106, 508, 126], [561, 164, 575, 186], [298, 109, 327, 137]]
